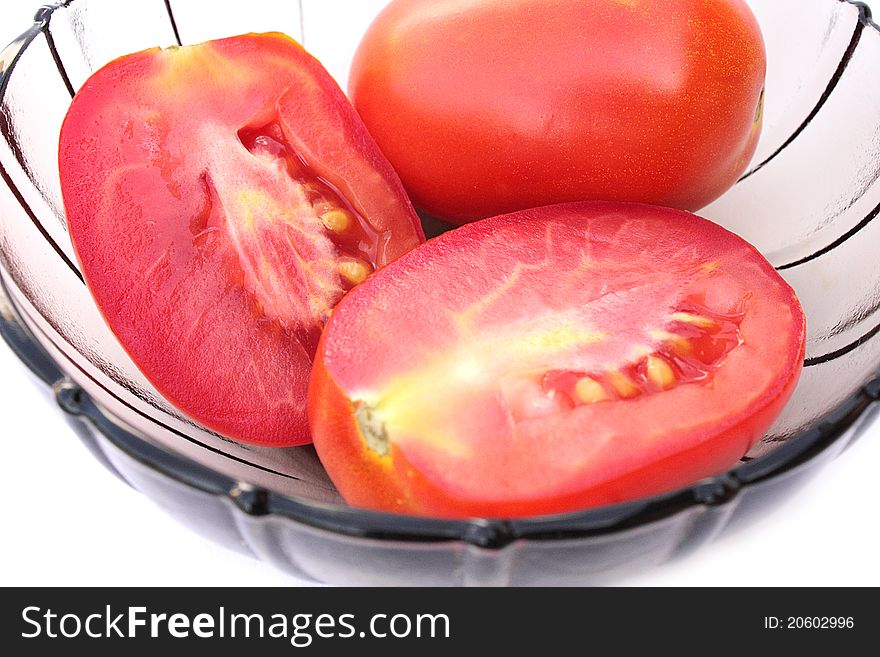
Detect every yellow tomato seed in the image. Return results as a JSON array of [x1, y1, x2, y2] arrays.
[[608, 371, 640, 399], [574, 377, 607, 404], [339, 259, 371, 286], [669, 312, 717, 329], [321, 208, 352, 233], [646, 355, 676, 390]]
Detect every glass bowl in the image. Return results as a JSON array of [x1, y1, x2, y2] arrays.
[[1, 0, 879, 586]]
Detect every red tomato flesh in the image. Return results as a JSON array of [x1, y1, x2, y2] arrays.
[[59, 34, 424, 446], [350, 0, 766, 224], [309, 203, 805, 518]]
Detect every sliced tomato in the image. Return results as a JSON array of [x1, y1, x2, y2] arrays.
[[59, 33, 424, 446], [309, 203, 805, 518]]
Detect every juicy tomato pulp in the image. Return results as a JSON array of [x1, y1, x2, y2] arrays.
[[59, 34, 424, 446], [350, 0, 767, 224], [309, 203, 806, 518]]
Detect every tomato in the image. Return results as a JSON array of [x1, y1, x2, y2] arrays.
[[350, 0, 766, 225], [309, 203, 805, 518], [59, 33, 424, 446]]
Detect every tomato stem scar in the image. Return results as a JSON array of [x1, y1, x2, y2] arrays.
[[356, 403, 390, 456]]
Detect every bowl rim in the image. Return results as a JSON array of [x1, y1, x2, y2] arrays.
[[1, 0, 879, 549]]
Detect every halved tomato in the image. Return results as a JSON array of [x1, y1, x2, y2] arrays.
[[309, 203, 805, 518], [59, 33, 424, 446]]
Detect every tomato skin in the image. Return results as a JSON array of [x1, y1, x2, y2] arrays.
[[60, 33, 424, 447], [350, 0, 766, 225], [309, 202, 805, 518]]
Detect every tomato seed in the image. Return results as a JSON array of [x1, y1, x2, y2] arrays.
[[574, 377, 607, 404], [669, 312, 717, 329], [607, 370, 641, 399], [321, 208, 352, 233], [645, 354, 676, 390], [338, 258, 372, 286]]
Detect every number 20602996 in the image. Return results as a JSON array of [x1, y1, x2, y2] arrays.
[[764, 617, 854, 630]]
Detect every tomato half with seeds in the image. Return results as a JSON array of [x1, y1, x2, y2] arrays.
[[350, 0, 766, 224], [309, 203, 805, 518], [59, 33, 424, 446]]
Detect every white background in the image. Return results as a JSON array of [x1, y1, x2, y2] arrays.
[[1, 0, 878, 587]]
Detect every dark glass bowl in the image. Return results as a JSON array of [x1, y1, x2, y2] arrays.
[[1, 0, 879, 585]]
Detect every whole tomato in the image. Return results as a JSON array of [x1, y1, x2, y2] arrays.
[[350, 0, 766, 224]]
